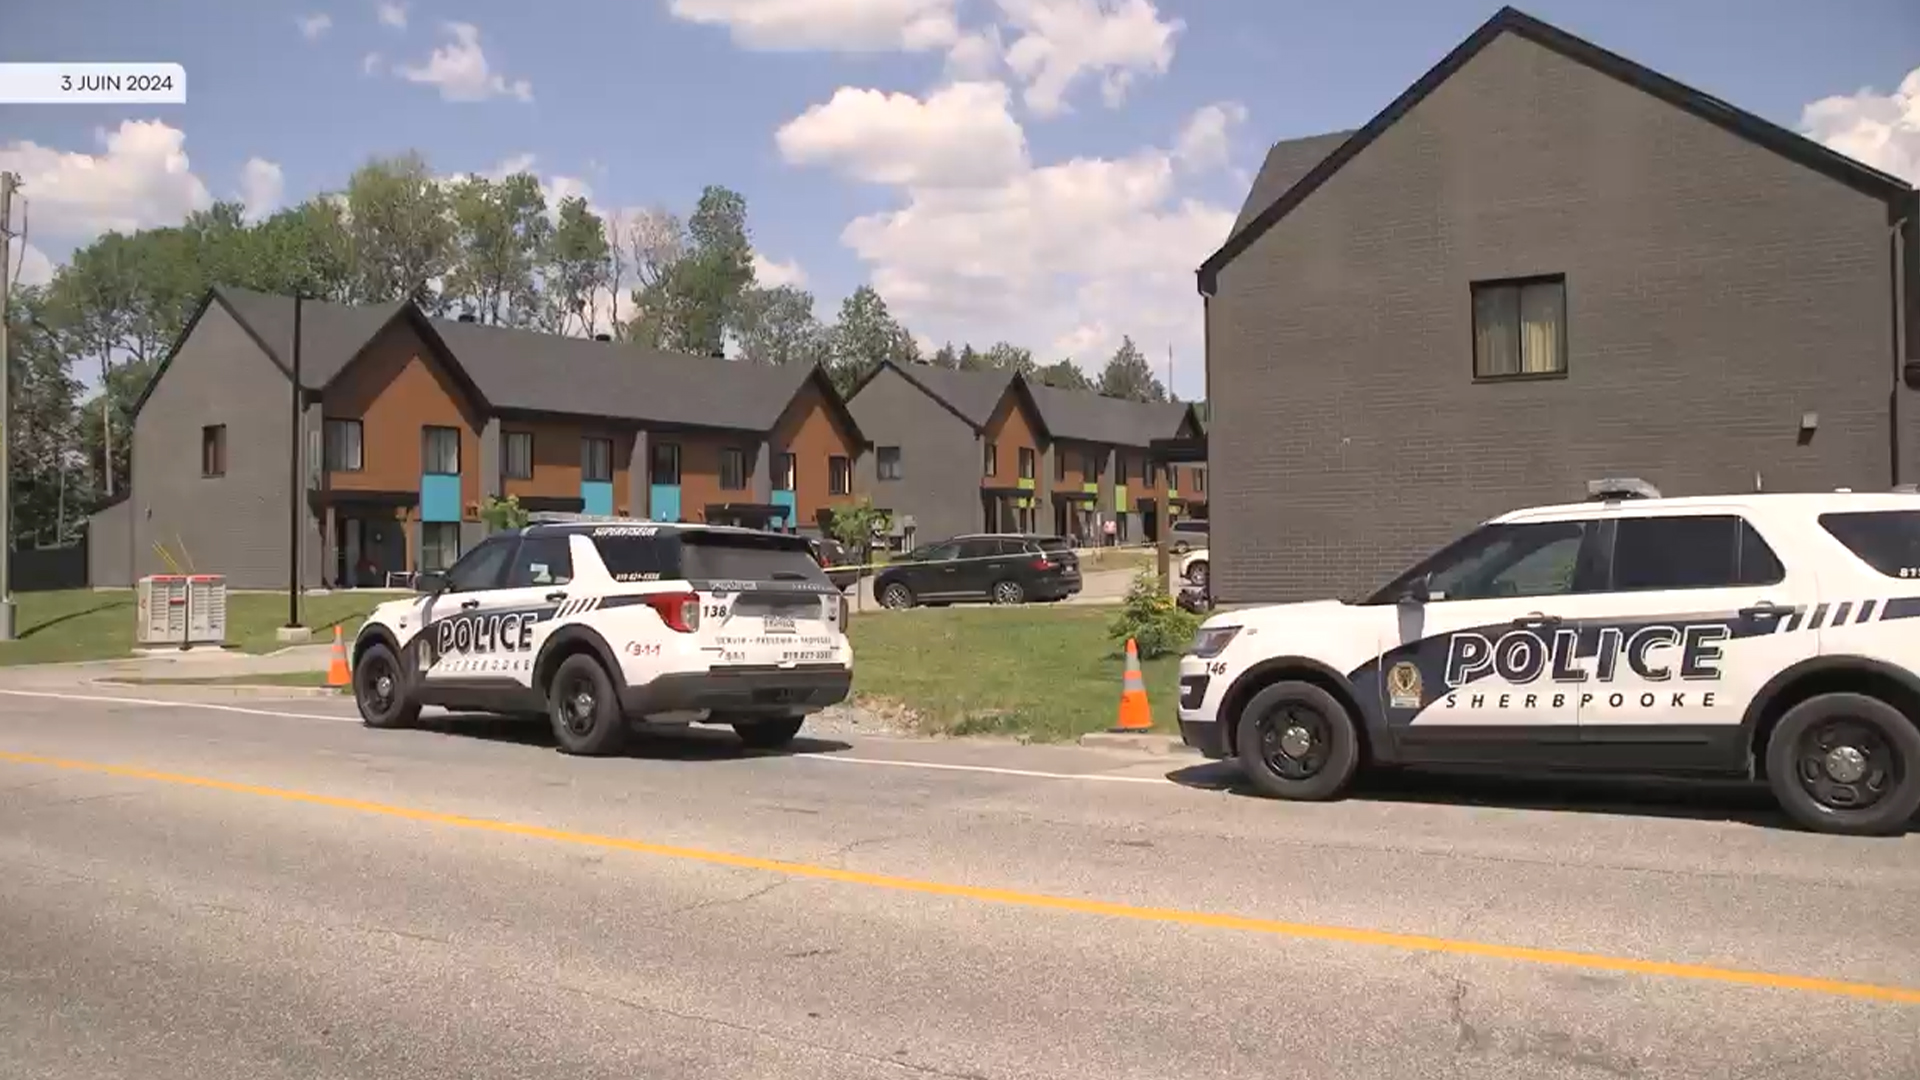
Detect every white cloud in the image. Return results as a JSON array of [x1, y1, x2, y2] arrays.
[[1173, 100, 1247, 173], [298, 12, 333, 39], [775, 81, 1028, 188], [239, 158, 285, 221], [398, 22, 533, 102], [12, 240, 56, 287], [995, 0, 1182, 117], [781, 82, 1231, 391], [0, 120, 212, 241], [377, 1, 408, 29], [1801, 65, 1920, 185], [945, 26, 1003, 80], [753, 252, 808, 288], [362, 52, 384, 76], [668, 0, 960, 52]]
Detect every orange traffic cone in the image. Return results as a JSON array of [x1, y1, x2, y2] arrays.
[[1111, 638, 1153, 732], [326, 626, 351, 689]]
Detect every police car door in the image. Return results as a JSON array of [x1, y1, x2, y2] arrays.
[[474, 532, 580, 694], [1570, 510, 1814, 769], [415, 535, 516, 699], [1376, 518, 1602, 765]]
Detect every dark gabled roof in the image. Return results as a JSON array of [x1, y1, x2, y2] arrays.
[[1198, 5, 1917, 295], [144, 287, 863, 439], [1228, 130, 1354, 239], [1024, 382, 1194, 447], [428, 317, 826, 432], [215, 286, 412, 388], [881, 362, 1021, 429]]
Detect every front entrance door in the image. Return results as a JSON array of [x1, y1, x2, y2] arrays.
[[336, 515, 408, 587]]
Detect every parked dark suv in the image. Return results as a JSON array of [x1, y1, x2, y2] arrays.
[[873, 533, 1081, 608], [808, 537, 863, 592]]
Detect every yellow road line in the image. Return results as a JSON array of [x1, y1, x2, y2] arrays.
[[4, 748, 1916, 1007]]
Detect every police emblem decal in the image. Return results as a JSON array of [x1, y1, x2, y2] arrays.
[[1387, 661, 1424, 710]]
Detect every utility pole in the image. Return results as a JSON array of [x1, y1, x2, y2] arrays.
[[0, 171, 19, 642]]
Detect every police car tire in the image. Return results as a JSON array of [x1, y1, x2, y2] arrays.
[[1187, 560, 1208, 586], [1234, 681, 1361, 802], [1764, 693, 1920, 836], [546, 653, 628, 757], [734, 716, 806, 749], [354, 643, 420, 730]]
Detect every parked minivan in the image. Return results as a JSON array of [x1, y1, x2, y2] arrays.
[[1169, 519, 1209, 554]]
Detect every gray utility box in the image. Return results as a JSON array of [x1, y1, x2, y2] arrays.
[[135, 574, 228, 649]]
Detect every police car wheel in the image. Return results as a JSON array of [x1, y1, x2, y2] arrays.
[[546, 654, 629, 756], [734, 716, 806, 750], [1234, 681, 1361, 802], [1186, 561, 1208, 587], [880, 583, 915, 609], [1765, 693, 1920, 836], [354, 643, 420, 729]]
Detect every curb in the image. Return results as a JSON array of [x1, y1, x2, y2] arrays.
[[1076, 731, 1196, 755], [90, 679, 347, 700]]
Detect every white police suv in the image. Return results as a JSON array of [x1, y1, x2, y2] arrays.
[[351, 516, 853, 756], [1178, 480, 1920, 835]]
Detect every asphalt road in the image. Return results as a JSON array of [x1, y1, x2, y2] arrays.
[[3, 689, 1918, 1080]]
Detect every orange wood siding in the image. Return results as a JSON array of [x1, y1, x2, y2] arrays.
[[501, 421, 634, 514], [1053, 439, 1100, 487], [321, 320, 482, 516], [980, 389, 1042, 488], [772, 378, 862, 523], [649, 429, 754, 522]]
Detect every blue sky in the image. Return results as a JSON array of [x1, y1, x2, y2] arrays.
[[3, 0, 1917, 399]]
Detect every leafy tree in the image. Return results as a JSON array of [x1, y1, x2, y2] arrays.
[[826, 285, 913, 395], [479, 494, 531, 532], [956, 343, 988, 371], [1109, 568, 1200, 659], [5, 286, 87, 546], [979, 341, 1035, 375], [249, 198, 356, 301], [928, 342, 960, 369], [538, 195, 611, 335], [650, 185, 754, 356], [824, 497, 886, 564], [1031, 358, 1091, 391], [447, 172, 551, 325], [1096, 335, 1167, 403], [733, 284, 825, 366], [343, 152, 456, 308]]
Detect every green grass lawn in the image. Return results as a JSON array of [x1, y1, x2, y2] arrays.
[[847, 605, 1177, 741], [10, 590, 1177, 743], [0, 590, 397, 667]]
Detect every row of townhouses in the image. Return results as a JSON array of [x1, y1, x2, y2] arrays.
[[89, 286, 1206, 590]]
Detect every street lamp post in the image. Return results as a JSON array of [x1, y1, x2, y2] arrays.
[[0, 170, 20, 642]]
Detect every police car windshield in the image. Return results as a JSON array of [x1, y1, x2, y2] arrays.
[[593, 528, 831, 585]]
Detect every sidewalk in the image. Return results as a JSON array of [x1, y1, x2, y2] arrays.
[[0, 643, 335, 690]]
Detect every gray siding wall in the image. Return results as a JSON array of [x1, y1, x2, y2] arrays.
[[129, 302, 301, 590], [1210, 32, 1904, 604], [847, 366, 981, 545], [87, 499, 133, 587]]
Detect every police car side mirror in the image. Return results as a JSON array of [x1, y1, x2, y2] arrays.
[[415, 571, 447, 595], [1397, 574, 1432, 606]]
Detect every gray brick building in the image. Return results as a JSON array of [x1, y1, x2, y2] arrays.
[[1199, 6, 1918, 605]]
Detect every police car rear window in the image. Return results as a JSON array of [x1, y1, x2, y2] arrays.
[[1819, 511, 1920, 579], [591, 528, 830, 584]]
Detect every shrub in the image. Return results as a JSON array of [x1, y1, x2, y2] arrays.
[[480, 494, 530, 532], [1108, 568, 1200, 660]]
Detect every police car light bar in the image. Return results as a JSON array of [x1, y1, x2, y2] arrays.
[[1585, 477, 1661, 502]]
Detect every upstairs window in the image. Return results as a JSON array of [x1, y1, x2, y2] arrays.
[[774, 452, 797, 491], [323, 419, 363, 472], [1115, 455, 1129, 486], [877, 446, 903, 481], [1082, 451, 1101, 480], [1018, 447, 1035, 480], [582, 437, 613, 483], [983, 441, 998, 477], [828, 455, 852, 495], [1054, 449, 1066, 481], [422, 426, 460, 475], [200, 425, 226, 478], [719, 447, 747, 490], [503, 431, 533, 480], [1473, 275, 1567, 379], [650, 442, 680, 485]]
